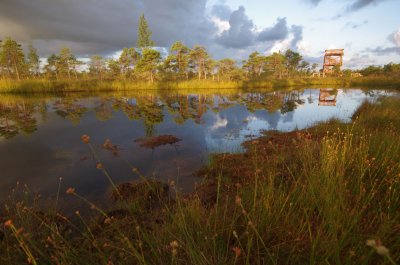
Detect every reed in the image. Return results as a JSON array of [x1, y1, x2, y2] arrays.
[[1, 76, 399, 94]]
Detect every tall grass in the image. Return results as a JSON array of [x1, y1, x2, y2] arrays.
[[1, 76, 399, 94], [1, 97, 399, 264]]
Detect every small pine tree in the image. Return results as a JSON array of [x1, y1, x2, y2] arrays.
[[137, 14, 154, 48], [27, 44, 40, 77]]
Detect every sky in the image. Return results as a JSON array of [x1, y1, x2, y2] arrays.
[[0, 0, 399, 69]]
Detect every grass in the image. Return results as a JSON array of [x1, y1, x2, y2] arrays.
[[1, 97, 400, 264], [1, 76, 399, 94]]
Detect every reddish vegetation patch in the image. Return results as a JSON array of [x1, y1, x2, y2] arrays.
[[196, 130, 320, 191], [111, 180, 169, 204], [191, 130, 326, 207], [134, 135, 181, 149]]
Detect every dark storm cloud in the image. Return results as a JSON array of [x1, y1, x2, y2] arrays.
[[216, 6, 255, 48], [0, 0, 216, 56], [0, 0, 306, 58], [258, 18, 288, 42]]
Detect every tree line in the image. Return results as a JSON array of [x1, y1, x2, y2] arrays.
[[0, 40, 317, 83], [354, 63, 400, 77], [1, 14, 398, 82]]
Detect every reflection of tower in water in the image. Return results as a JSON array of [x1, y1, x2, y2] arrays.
[[318, 89, 337, 106]]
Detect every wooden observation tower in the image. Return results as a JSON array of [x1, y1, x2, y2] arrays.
[[323, 49, 344, 74]]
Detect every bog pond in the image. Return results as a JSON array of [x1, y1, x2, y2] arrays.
[[0, 88, 397, 208]]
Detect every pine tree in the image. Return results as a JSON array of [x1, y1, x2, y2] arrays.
[[137, 14, 154, 48], [27, 44, 40, 77], [89, 55, 105, 80], [170, 41, 190, 76], [119, 47, 139, 77], [0, 38, 26, 80], [58, 47, 74, 79], [135, 48, 161, 82], [46, 54, 60, 79], [190, 46, 208, 80]]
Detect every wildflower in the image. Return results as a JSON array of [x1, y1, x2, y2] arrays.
[[366, 239, 376, 247], [169, 240, 179, 256], [170, 240, 179, 248], [235, 195, 242, 205], [75, 211, 80, 215], [132, 167, 138, 172], [366, 239, 390, 256], [81, 134, 90, 144], [232, 231, 238, 238], [375, 246, 389, 256], [231, 246, 242, 258], [4, 220, 13, 227], [96, 163, 103, 170], [66, 187, 75, 195]]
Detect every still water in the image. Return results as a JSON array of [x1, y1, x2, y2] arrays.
[[0, 88, 395, 207]]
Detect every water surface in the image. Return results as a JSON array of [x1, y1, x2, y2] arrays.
[[0, 88, 395, 208]]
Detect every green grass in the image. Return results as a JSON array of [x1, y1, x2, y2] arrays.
[[1, 76, 399, 94], [1, 97, 400, 264]]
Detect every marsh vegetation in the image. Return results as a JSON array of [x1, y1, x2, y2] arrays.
[[0, 88, 399, 264]]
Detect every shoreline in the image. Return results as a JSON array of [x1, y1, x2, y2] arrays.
[[0, 77, 400, 94]]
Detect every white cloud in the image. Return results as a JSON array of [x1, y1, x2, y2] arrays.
[[210, 115, 228, 130], [211, 16, 230, 35]]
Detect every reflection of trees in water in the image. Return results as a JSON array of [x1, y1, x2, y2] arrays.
[[94, 100, 114, 122], [0, 100, 40, 139], [113, 96, 164, 137], [281, 91, 305, 114], [65, 92, 307, 133], [53, 99, 88, 125], [0, 91, 307, 139]]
